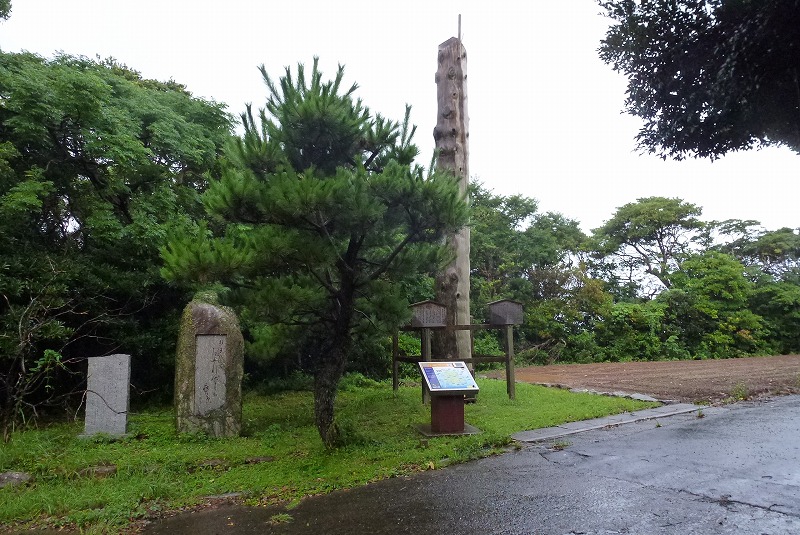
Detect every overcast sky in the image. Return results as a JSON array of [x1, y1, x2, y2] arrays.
[[3, 0, 799, 232]]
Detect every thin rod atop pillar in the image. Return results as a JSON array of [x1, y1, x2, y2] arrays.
[[458, 14, 461, 42]]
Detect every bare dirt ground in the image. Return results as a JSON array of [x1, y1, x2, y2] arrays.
[[501, 354, 800, 403]]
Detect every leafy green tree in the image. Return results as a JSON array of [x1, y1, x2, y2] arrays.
[[469, 183, 539, 308], [591, 197, 705, 295], [0, 259, 80, 442], [0, 52, 231, 436], [653, 290, 702, 360], [162, 59, 468, 447], [467, 185, 604, 363], [469, 184, 584, 310], [712, 222, 800, 353], [670, 251, 768, 357], [520, 267, 612, 364], [594, 300, 666, 361], [599, 0, 800, 159], [750, 281, 800, 354], [0, 0, 10, 20], [720, 226, 800, 280]]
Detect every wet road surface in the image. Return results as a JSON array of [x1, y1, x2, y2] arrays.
[[144, 395, 800, 534]]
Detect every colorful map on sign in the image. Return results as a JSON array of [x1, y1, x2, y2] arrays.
[[419, 362, 478, 392]]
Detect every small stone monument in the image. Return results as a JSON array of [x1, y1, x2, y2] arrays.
[[83, 353, 131, 437], [174, 293, 244, 437]]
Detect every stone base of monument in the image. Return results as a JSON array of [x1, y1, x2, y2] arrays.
[[415, 394, 480, 437]]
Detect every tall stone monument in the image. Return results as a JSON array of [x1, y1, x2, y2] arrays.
[[175, 293, 244, 437], [83, 353, 131, 437]]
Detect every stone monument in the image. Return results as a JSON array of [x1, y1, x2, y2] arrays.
[[174, 293, 244, 437], [83, 353, 131, 437]]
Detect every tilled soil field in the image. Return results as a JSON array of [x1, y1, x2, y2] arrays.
[[503, 354, 800, 403]]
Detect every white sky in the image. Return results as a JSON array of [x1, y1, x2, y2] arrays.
[[2, 0, 799, 233]]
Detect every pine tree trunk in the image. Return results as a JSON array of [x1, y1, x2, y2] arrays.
[[433, 37, 471, 361], [313, 264, 356, 448], [313, 352, 346, 448]]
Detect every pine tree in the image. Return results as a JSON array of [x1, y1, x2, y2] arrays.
[[162, 59, 468, 447]]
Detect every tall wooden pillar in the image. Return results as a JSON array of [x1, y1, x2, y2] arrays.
[[433, 37, 471, 362]]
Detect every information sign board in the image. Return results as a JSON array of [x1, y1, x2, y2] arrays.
[[418, 361, 479, 395]]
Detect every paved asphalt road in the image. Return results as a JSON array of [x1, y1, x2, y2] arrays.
[[145, 395, 800, 534]]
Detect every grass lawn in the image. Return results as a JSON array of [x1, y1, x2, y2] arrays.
[[0, 378, 657, 533]]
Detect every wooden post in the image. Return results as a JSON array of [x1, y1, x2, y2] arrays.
[[433, 36, 472, 364], [392, 333, 399, 392], [421, 328, 432, 404], [504, 325, 516, 400]]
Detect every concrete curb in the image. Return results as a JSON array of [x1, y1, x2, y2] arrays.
[[511, 403, 701, 443]]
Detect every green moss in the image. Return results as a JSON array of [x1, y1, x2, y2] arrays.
[[192, 290, 220, 305]]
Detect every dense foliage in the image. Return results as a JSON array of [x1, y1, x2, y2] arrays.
[[472, 192, 800, 365], [599, 0, 800, 159], [0, 51, 231, 439]]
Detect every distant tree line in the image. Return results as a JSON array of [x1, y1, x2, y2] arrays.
[[468, 189, 800, 365]]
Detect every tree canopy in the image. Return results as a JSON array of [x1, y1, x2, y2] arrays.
[[591, 196, 705, 294], [599, 0, 800, 159], [0, 51, 232, 437], [719, 226, 800, 279], [162, 59, 468, 447]]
